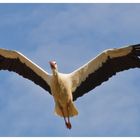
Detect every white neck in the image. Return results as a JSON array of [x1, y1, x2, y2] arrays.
[[52, 69, 58, 77]]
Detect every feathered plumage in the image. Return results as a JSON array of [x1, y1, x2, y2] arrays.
[[0, 44, 140, 129]]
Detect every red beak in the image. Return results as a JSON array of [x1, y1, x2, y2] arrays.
[[49, 61, 55, 69]]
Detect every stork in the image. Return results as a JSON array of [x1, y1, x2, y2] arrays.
[[0, 44, 140, 129]]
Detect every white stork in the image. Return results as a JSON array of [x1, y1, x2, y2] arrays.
[[0, 44, 140, 129]]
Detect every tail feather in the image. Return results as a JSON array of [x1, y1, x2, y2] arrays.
[[68, 102, 78, 117], [54, 102, 78, 117]]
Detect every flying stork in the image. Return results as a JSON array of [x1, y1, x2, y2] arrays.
[[0, 44, 140, 129]]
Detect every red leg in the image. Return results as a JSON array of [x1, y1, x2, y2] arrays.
[[59, 104, 71, 129], [59, 106, 67, 124], [66, 102, 72, 129]]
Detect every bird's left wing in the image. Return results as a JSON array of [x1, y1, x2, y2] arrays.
[[69, 44, 140, 101], [0, 48, 52, 94]]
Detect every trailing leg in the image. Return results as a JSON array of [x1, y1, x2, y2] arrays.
[[66, 101, 72, 129], [59, 104, 71, 129]]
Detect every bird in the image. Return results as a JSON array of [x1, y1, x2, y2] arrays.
[[0, 44, 140, 129]]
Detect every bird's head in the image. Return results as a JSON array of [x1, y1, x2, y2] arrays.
[[49, 61, 58, 73]]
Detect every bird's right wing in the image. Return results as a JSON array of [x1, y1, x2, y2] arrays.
[[0, 48, 52, 94], [69, 44, 140, 101]]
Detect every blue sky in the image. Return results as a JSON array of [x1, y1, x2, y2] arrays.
[[0, 3, 140, 136]]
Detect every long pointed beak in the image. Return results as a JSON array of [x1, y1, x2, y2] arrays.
[[49, 61, 55, 69]]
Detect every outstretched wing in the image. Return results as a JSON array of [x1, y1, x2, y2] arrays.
[[69, 44, 140, 101], [0, 48, 51, 94]]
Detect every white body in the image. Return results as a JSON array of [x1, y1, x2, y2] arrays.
[[50, 73, 78, 117]]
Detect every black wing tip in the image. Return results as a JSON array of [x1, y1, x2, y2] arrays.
[[130, 44, 140, 50], [130, 44, 140, 56]]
